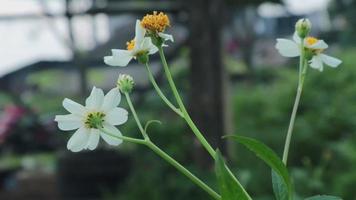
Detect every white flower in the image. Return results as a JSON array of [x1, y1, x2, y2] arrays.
[[275, 32, 342, 71], [54, 87, 128, 152], [104, 20, 158, 67]]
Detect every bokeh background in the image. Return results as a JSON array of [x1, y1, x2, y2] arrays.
[[0, 0, 355, 199]]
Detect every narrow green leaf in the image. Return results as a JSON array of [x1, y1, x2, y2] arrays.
[[215, 150, 251, 200], [272, 170, 289, 200], [305, 195, 342, 200], [224, 135, 293, 200]]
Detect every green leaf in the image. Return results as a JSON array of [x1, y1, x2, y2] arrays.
[[305, 195, 342, 200], [215, 150, 251, 200], [272, 170, 289, 200], [224, 135, 293, 200]]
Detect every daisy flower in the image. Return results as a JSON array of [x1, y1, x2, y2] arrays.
[[55, 87, 128, 152], [104, 20, 158, 67], [141, 11, 174, 43], [276, 32, 342, 71]]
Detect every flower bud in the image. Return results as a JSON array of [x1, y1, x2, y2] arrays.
[[295, 18, 312, 38], [117, 74, 135, 93]]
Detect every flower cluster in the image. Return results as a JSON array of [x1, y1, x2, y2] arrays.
[[104, 11, 173, 67], [276, 19, 342, 71]]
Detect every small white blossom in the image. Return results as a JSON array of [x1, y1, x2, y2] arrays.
[[275, 32, 342, 71], [55, 87, 128, 152], [104, 20, 158, 67]]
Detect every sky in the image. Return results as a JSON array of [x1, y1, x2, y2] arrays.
[[0, 0, 331, 77]]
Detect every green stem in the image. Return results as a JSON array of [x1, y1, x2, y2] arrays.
[[123, 92, 221, 199], [99, 127, 146, 145], [124, 92, 149, 140], [144, 63, 184, 117], [146, 141, 221, 200], [282, 41, 308, 165], [157, 46, 253, 199], [157, 47, 216, 158]]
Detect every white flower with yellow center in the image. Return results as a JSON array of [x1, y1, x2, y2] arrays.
[[275, 32, 342, 71], [54, 87, 128, 152], [104, 20, 158, 67]]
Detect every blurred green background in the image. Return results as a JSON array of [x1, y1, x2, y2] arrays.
[[0, 0, 355, 199]]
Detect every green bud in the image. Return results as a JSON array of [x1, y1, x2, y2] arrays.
[[117, 74, 135, 93], [295, 18, 312, 38]]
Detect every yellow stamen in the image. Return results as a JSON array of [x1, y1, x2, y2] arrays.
[[306, 37, 318, 46], [126, 39, 135, 51], [141, 11, 170, 32]]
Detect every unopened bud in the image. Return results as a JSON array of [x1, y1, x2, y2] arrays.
[[117, 74, 135, 93], [295, 18, 312, 38]]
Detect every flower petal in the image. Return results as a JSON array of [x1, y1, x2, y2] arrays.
[[101, 88, 121, 112], [85, 87, 104, 109], [105, 107, 128, 125], [135, 20, 146, 45], [104, 50, 133, 67], [67, 127, 90, 152], [158, 32, 174, 42], [55, 114, 82, 131], [320, 54, 342, 68], [275, 39, 300, 57], [100, 123, 123, 146], [308, 40, 328, 49], [140, 37, 155, 51], [63, 98, 86, 116], [86, 129, 100, 150], [310, 55, 324, 71]]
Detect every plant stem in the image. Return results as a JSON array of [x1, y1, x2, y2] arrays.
[[99, 127, 146, 145], [146, 141, 221, 200], [157, 46, 253, 199], [123, 92, 221, 199], [157, 47, 216, 158], [282, 41, 308, 165], [124, 92, 149, 140], [144, 63, 184, 117]]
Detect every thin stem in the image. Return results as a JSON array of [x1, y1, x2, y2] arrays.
[[157, 47, 216, 159], [99, 127, 146, 145], [144, 63, 184, 117], [124, 92, 149, 140], [282, 40, 307, 165], [146, 141, 221, 200]]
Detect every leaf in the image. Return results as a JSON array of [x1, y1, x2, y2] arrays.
[[305, 195, 343, 200], [215, 150, 252, 200], [224, 135, 293, 200], [272, 170, 289, 200]]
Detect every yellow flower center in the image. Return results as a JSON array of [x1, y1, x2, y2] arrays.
[[141, 11, 170, 32], [126, 39, 135, 51], [306, 37, 318, 46], [84, 112, 105, 129]]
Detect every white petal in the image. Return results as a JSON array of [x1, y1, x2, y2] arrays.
[[320, 54, 342, 68], [63, 98, 86, 116], [308, 40, 328, 49], [85, 87, 104, 109], [275, 39, 300, 57], [105, 107, 128, 125], [158, 32, 174, 42], [135, 20, 146, 45], [101, 88, 121, 112], [293, 32, 301, 44], [310, 55, 324, 71], [86, 129, 100, 150], [139, 37, 155, 51], [55, 114, 82, 131], [100, 123, 123, 146], [148, 45, 159, 55], [67, 127, 90, 152], [104, 50, 133, 67]]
